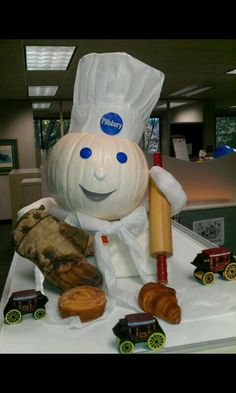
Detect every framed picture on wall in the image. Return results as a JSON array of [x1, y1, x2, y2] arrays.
[[0, 139, 19, 174]]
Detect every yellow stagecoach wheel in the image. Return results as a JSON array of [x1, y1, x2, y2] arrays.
[[5, 309, 22, 325], [147, 332, 166, 350], [223, 263, 236, 280], [119, 340, 135, 354], [202, 271, 215, 285], [33, 308, 46, 320]]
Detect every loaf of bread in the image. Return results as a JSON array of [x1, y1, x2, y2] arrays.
[[138, 282, 181, 324], [58, 285, 106, 322]]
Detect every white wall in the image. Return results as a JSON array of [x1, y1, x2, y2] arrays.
[[170, 102, 203, 123], [0, 100, 36, 220]]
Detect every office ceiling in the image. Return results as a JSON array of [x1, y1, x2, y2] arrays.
[[1, 38, 236, 117]]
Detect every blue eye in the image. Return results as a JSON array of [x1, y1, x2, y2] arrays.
[[116, 152, 128, 163], [80, 147, 92, 159]]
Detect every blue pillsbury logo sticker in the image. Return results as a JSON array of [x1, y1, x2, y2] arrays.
[[100, 112, 123, 135]]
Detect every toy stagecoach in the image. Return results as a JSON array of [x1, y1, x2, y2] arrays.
[[4, 289, 48, 325], [191, 247, 236, 285], [113, 312, 166, 353]]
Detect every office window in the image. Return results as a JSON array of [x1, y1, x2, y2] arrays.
[[34, 119, 70, 151], [216, 117, 236, 148], [141, 117, 160, 152]]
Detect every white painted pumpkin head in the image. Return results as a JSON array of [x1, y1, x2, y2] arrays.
[[48, 132, 149, 220]]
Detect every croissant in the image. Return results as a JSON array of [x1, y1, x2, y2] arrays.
[[138, 282, 181, 324]]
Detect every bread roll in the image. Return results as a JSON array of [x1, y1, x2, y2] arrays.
[[138, 282, 181, 324], [58, 286, 106, 322]]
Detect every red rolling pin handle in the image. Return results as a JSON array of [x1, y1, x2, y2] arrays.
[[153, 151, 162, 167], [156, 254, 167, 284]]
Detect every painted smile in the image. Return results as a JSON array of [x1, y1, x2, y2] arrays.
[[79, 184, 117, 201]]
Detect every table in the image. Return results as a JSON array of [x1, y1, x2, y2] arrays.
[[1, 222, 236, 353]]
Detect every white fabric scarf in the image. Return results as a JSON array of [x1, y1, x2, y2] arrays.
[[64, 205, 150, 310], [17, 166, 187, 310]]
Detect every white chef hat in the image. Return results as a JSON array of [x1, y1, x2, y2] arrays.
[[69, 52, 164, 144]]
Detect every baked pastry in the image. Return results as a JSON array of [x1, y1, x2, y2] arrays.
[[58, 285, 106, 322], [138, 282, 181, 324]]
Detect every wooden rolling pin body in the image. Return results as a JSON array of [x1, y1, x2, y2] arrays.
[[149, 177, 172, 258], [149, 153, 173, 283]]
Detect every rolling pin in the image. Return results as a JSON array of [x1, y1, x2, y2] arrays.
[[149, 152, 173, 284]]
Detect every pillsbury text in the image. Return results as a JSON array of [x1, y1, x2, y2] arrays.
[[101, 117, 123, 130]]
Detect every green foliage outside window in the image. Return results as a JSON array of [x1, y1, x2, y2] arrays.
[[216, 117, 236, 148], [34, 119, 70, 151], [141, 117, 160, 152]]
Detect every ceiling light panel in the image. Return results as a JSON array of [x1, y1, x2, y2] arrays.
[[168, 85, 199, 97], [183, 86, 213, 97], [169, 85, 213, 97], [28, 86, 59, 96], [226, 69, 236, 75], [26, 46, 76, 70], [156, 101, 189, 109], [32, 103, 51, 109]]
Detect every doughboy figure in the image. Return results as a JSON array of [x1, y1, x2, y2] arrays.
[[20, 53, 187, 308]]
